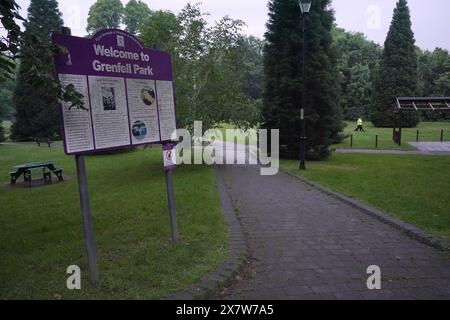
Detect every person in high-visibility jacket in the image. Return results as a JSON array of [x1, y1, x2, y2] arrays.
[[355, 118, 365, 132]]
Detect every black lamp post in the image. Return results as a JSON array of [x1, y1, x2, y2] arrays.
[[298, 0, 311, 170]]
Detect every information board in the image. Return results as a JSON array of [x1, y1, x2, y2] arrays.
[[53, 29, 177, 155]]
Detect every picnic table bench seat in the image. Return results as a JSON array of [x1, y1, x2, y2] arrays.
[[9, 161, 64, 186]]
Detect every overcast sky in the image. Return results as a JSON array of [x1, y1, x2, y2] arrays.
[[12, 0, 450, 51]]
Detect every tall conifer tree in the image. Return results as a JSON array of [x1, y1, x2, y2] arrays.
[[371, 0, 419, 127], [262, 0, 343, 160], [11, 0, 63, 142]]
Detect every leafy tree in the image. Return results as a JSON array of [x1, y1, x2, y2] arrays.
[[87, 0, 124, 35], [262, 0, 343, 160], [0, 77, 15, 120], [140, 10, 181, 52], [11, 0, 63, 142], [238, 36, 264, 100], [0, 76, 13, 141], [434, 68, 450, 96], [345, 63, 373, 119], [195, 17, 262, 129], [371, 0, 419, 128], [418, 49, 433, 98], [418, 48, 450, 96], [0, 121, 4, 142], [417, 48, 450, 120], [140, 4, 261, 130], [427, 50, 450, 121], [0, 75, 6, 141], [333, 27, 382, 120], [123, 0, 151, 35], [1, 0, 84, 144], [1, 0, 22, 83]]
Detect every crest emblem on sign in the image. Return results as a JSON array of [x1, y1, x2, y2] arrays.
[[117, 35, 125, 48], [66, 53, 72, 66]]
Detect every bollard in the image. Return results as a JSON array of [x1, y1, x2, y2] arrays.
[[375, 135, 378, 149], [416, 130, 419, 142], [441, 129, 444, 142], [350, 134, 353, 148]]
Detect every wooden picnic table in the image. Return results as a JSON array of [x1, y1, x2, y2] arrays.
[[10, 161, 64, 186]]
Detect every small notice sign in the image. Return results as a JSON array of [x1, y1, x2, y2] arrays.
[[53, 29, 177, 155], [163, 144, 177, 172]]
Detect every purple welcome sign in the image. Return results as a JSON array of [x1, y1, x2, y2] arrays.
[[53, 29, 177, 155]]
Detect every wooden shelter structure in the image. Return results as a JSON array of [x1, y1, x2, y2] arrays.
[[393, 97, 450, 145]]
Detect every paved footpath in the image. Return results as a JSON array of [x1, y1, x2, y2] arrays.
[[409, 142, 450, 154], [337, 142, 450, 156], [336, 149, 424, 155], [216, 164, 450, 300]]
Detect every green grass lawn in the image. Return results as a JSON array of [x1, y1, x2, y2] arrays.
[[334, 121, 450, 150], [281, 153, 450, 240], [0, 144, 227, 299]]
